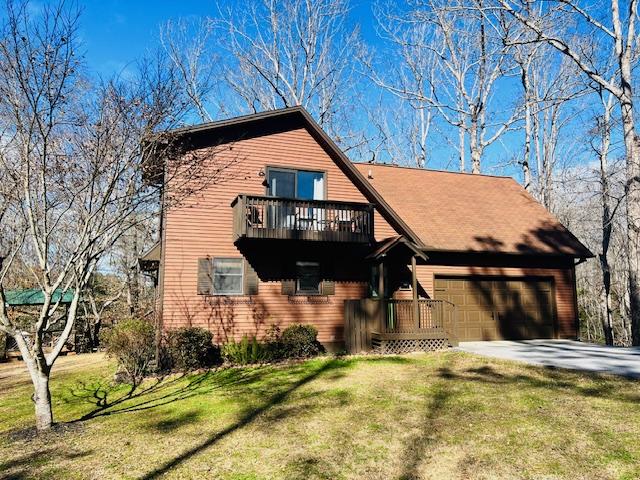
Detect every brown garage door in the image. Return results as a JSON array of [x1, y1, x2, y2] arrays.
[[434, 277, 555, 341]]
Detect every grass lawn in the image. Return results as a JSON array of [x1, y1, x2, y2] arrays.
[[1, 351, 640, 480]]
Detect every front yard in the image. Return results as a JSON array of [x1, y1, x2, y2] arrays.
[[1, 351, 639, 479]]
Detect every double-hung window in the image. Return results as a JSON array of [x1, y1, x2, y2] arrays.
[[212, 258, 243, 295]]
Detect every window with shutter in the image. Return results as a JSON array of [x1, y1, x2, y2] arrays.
[[212, 258, 243, 295], [197, 258, 213, 295], [198, 257, 245, 295], [280, 262, 336, 296]]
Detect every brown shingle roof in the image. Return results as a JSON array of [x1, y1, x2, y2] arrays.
[[354, 163, 592, 257]]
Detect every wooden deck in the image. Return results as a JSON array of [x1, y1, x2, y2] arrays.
[[232, 194, 374, 243]]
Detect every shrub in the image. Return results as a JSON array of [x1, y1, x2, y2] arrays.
[[103, 319, 155, 385], [279, 324, 322, 359], [222, 335, 268, 365], [166, 327, 218, 371]]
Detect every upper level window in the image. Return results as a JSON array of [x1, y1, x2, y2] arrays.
[[296, 261, 321, 295], [267, 168, 325, 200], [213, 258, 243, 295]]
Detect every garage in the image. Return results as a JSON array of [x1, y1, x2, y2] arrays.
[[434, 277, 556, 341]]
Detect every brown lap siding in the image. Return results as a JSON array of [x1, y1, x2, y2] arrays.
[[161, 127, 379, 345], [162, 281, 367, 344]]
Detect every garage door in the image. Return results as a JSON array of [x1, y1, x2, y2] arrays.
[[434, 277, 555, 341]]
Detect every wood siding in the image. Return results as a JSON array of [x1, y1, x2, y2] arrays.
[[161, 127, 387, 344]]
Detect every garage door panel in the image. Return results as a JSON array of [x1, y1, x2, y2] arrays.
[[434, 277, 556, 341]]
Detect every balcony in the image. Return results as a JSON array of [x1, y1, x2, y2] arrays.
[[232, 194, 374, 243]]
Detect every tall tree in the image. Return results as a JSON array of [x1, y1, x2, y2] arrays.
[[497, 0, 640, 345], [368, 0, 522, 173], [216, 0, 359, 137]]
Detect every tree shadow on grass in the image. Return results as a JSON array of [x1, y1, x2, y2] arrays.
[[0, 448, 92, 480], [438, 362, 640, 404], [148, 409, 202, 433], [137, 358, 345, 479], [66, 367, 271, 421], [397, 375, 454, 479], [395, 354, 640, 479]]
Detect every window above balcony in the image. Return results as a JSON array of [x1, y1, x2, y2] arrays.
[[267, 167, 325, 200]]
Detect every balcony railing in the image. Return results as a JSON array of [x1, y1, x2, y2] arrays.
[[232, 194, 374, 243]]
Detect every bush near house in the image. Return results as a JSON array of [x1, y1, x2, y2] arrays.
[[102, 318, 155, 385], [279, 324, 323, 359], [221, 335, 270, 365], [221, 324, 323, 365], [166, 327, 219, 370]]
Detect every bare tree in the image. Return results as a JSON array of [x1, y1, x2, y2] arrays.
[[0, 1, 235, 431], [594, 89, 617, 344], [359, 17, 437, 167], [81, 275, 123, 350], [368, 0, 522, 173], [215, 0, 359, 134], [497, 0, 640, 345], [160, 18, 217, 123]]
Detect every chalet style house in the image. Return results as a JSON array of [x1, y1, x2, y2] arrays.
[[141, 106, 592, 354]]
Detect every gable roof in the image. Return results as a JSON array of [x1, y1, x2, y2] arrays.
[[366, 236, 428, 260], [355, 163, 593, 258], [155, 106, 423, 246]]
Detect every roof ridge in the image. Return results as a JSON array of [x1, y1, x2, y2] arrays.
[[355, 161, 513, 180]]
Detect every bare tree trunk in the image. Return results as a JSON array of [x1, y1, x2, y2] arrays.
[[522, 109, 532, 189], [34, 370, 53, 430], [621, 102, 640, 345], [469, 115, 481, 174], [598, 94, 615, 345]]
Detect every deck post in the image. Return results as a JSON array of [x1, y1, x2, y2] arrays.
[[378, 261, 385, 300], [411, 255, 419, 328]]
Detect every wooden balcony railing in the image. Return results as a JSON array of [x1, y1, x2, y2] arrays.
[[232, 194, 374, 243]]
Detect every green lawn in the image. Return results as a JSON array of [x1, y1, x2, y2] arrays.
[[1, 351, 640, 479]]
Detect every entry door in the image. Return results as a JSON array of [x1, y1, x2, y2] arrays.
[[434, 277, 555, 341]]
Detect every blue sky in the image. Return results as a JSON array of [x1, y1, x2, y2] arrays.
[[79, 0, 378, 76], [79, 1, 215, 76]]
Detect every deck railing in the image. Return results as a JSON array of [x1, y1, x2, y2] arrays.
[[343, 298, 459, 353], [382, 299, 452, 334], [232, 194, 374, 243]]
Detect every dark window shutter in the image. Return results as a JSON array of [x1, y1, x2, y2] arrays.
[[281, 280, 296, 296], [197, 258, 213, 295], [244, 259, 259, 296], [320, 281, 335, 296]]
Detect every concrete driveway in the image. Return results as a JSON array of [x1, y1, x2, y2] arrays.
[[457, 339, 640, 379]]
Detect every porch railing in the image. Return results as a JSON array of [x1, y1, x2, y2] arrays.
[[231, 194, 374, 243], [343, 298, 458, 353], [382, 299, 453, 334]]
